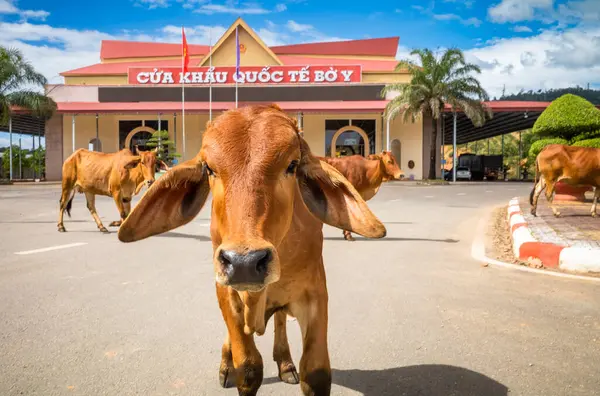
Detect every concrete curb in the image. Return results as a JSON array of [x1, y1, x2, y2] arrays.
[[507, 198, 600, 274]]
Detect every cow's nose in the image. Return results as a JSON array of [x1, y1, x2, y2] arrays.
[[219, 249, 272, 285]]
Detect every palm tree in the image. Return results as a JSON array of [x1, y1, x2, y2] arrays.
[[0, 46, 56, 125], [382, 48, 492, 180]]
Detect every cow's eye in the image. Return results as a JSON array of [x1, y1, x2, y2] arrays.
[[286, 160, 299, 175], [205, 163, 215, 176]]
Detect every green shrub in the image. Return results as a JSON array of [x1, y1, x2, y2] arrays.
[[533, 94, 600, 140], [528, 138, 568, 159], [572, 138, 600, 149], [571, 130, 600, 143]]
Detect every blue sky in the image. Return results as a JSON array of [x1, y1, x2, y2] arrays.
[[1, 0, 600, 148]]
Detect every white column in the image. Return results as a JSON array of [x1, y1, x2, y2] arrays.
[[8, 116, 12, 181], [71, 114, 76, 154], [452, 111, 457, 183], [386, 114, 391, 151]]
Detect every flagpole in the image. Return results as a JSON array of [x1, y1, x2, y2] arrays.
[[235, 25, 239, 109], [209, 28, 213, 121], [181, 26, 186, 161]]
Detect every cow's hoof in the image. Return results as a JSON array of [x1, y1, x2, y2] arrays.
[[58, 225, 66, 232], [279, 366, 300, 384], [219, 368, 235, 388], [99, 227, 110, 233]]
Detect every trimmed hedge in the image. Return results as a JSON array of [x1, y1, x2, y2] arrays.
[[528, 138, 568, 159], [571, 129, 600, 143], [533, 94, 600, 140], [572, 138, 600, 149]]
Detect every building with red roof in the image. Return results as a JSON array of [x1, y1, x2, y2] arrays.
[[43, 18, 437, 180]]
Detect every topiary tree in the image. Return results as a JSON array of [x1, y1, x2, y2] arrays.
[[572, 138, 600, 149], [528, 138, 568, 161], [533, 94, 600, 140], [145, 130, 180, 165]]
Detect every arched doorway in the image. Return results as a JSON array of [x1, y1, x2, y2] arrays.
[[124, 126, 155, 152], [330, 126, 370, 158]]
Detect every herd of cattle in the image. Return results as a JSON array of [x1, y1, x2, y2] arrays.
[[53, 105, 599, 396]]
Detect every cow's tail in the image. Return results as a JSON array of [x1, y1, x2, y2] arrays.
[[529, 157, 539, 206]]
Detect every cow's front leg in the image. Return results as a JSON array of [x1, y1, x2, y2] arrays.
[[109, 195, 130, 227], [219, 334, 236, 388], [342, 230, 355, 241], [591, 187, 599, 218], [217, 284, 263, 396], [292, 292, 331, 396], [273, 310, 299, 384]]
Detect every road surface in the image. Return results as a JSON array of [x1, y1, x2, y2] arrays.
[[0, 182, 598, 395]]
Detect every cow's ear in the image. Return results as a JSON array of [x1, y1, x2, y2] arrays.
[[124, 156, 141, 169], [296, 138, 386, 239], [118, 156, 210, 243]]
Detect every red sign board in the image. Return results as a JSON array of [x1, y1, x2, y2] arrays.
[[128, 65, 362, 85]]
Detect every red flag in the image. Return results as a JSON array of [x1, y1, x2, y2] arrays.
[[182, 26, 190, 74]]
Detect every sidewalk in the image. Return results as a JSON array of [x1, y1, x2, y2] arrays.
[[520, 196, 600, 249], [508, 195, 600, 274]]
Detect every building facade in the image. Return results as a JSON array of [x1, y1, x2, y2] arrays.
[[45, 18, 440, 181]]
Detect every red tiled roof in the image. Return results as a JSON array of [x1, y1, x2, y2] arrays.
[[271, 37, 399, 57], [100, 40, 209, 60], [278, 55, 398, 72], [56, 101, 390, 113], [61, 56, 399, 76]]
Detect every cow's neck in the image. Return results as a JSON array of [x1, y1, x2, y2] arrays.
[[366, 158, 386, 188]]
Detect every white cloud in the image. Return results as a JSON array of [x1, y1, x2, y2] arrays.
[[513, 25, 533, 32], [0, 0, 49, 21], [133, 0, 172, 8], [286, 20, 312, 33], [194, 2, 270, 14], [275, 3, 287, 12], [433, 13, 482, 26], [488, 0, 553, 23], [465, 26, 600, 97]]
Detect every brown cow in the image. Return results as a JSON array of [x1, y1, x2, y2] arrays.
[[117, 105, 386, 395], [57, 147, 165, 233], [530, 144, 600, 218], [320, 151, 404, 241]]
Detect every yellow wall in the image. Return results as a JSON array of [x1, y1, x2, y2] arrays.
[[63, 75, 128, 85], [388, 116, 424, 180], [362, 73, 411, 84], [202, 27, 280, 67]]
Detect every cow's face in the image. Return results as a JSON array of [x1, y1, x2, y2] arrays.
[[135, 147, 159, 187], [118, 105, 386, 292], [380, 151, 404, 180]]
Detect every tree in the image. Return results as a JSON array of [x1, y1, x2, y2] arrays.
[[145, 130, 180, 165], [0, 46, 56, 125], [532, 94, 600, 140], [382, 48, 492, 180]]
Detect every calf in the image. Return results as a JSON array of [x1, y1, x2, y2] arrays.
[[530, 144, 600, 218], [117, 105, 386, 395], [320, 151, 403, 240], [58, 147, 163, 233]]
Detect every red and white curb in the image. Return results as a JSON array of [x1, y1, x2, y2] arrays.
[[508, 198, 600, 273]]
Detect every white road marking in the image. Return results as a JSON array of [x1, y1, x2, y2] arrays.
[[457, 193, 467, 196], [15, 242, 88, 255]]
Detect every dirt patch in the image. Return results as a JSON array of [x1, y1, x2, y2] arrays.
[[487, 206, 522, 265]]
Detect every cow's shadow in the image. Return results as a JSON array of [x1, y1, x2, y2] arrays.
[[264, 364, 507, 395]]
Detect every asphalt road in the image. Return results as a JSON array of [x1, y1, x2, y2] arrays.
[[1, 182, 599, 396]]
